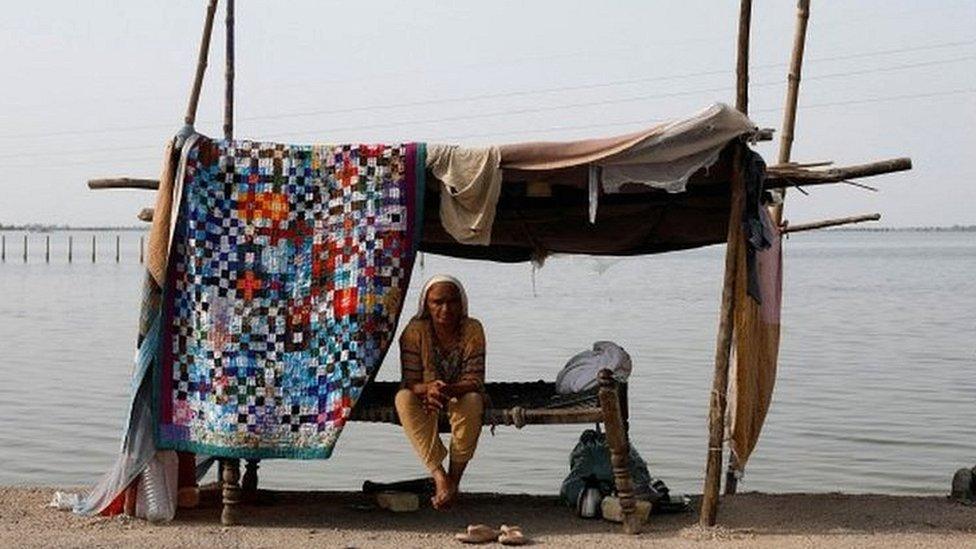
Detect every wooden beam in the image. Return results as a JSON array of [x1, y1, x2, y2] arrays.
[[782, 213, 880, 233], [735, 0, 753, 115], [726, 0, 752, 498], [700, 144, 746, 527], [224, 0, 235, 140], [774, 0, 812, 224], [88, 178, 161, 190], [766, 157, 912, 188], [184, 0, 219, 127]]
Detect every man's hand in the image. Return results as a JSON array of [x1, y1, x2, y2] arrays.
[[424, 380, 448, 413]]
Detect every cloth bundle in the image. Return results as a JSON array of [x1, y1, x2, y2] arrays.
[[555, 341, 632, 395]]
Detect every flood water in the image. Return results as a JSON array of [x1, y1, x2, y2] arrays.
[[0, 229, 973, 496]]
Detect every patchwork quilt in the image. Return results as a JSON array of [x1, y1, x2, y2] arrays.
[[155, 136, 425, 459]]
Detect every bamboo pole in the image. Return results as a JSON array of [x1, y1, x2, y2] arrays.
[[700, 144, 747, 527], [184, 0, 219, 127], [219, 0, 249, 517], [735, 0, 753, 115], [766, 157, 912, 188], [224, 0, 235, 141], [782, 213, 881, 234], [726, 0, 753, 497], [774, 0, 811, 224]]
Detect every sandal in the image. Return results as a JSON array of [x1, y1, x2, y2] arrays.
[[498, 524, 527, 546], [455, 524, 499, 544]]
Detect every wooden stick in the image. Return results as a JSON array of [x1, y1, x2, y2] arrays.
[[842, 179, 879, 192], [224, 0, 235, 140], [184, 0, 219, 126], [766, 157, 912, 188], [736, 0, 753, 115], [777, 160, 833, 168], [782, 213, 880, 234], [700, 144, 746, 527], [599, 370, 641, 534], [727, 0, 752, 496], [774, 0, 811, 224], [88, 178, 160, 191]]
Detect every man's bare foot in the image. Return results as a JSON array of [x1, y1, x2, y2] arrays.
[[431, 468, 455, 510]]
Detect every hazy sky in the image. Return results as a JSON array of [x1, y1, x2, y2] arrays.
[[1, 1, 973, 227]]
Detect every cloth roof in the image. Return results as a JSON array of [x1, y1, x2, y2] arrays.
[[421, 103, 758, 262]]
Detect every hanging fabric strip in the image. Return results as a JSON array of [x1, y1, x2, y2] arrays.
[[588, 164, 600, 224]]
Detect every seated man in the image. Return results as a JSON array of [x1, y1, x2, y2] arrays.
[[395, 274, 485, 509]]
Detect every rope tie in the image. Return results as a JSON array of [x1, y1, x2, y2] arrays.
[[509, 406, 526, 429]]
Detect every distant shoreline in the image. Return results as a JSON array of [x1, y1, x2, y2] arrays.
[[831, 225, 976, 232], [1, 224, 973, 233], [0, 225, 146, 232]]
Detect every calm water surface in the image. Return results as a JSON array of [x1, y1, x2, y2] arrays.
[[0, 230, 973, 495]]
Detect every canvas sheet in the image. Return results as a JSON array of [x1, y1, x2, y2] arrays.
[[155, 137, 425, 459]]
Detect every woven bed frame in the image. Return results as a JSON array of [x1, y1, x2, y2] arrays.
[[218, 369, 642, 533]]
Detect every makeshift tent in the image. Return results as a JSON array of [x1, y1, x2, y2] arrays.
[[84, 0, 912, 534]]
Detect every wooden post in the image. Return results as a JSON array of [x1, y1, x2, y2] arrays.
[[224, 0, 235, 141], [724, 0, 753, 498], [598, 369, 640, 534], [735, 0, 752, 115], [91, 234, 96, 263], [242, 459, 259, 501], [700, 145, 746, 527], [774, 0, 811, 224], [184, 0, 219, 127], [115, 235, 120, 263], [46, 235, 50, 263], [725, 454, 740, 495], [221, 458, 242, 526], [139, 236, 144, 264], [22, 234, 27, 263], [68, 235, 73, 263]]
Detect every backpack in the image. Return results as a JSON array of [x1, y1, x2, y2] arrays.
[[559, 428, 665, 507]]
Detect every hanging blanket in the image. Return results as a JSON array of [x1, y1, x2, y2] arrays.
[[155, 137, 426, 459]]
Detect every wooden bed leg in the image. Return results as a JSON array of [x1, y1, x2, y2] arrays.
[[221, 458, 242, 526], [598, 369, 641, 534], [242, 459, 260, 501]]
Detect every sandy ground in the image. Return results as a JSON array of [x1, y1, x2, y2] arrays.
[[2, 486, 974, 548]]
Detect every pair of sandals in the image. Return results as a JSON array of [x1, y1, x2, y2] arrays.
[[456, 524, 526, 545]]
